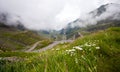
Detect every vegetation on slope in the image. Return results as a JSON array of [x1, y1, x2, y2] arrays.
[[62, 21, 120, 39], [0, 23, 52, 51], [0, 27, 120, 72]]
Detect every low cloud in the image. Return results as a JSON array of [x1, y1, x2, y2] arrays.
[[70, 3, 120, 28], [0, 0, 120, 30]]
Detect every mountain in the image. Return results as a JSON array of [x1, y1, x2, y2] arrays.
[[73, 3, 120, 25], [0, 11, 26, 30], [37, 30, 63, 40], [0, 22, 53, 52], [60, 3, 120, 39], [0, 12, 52, 52]]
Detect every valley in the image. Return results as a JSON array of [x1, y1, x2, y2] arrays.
[[0, 27, 120, 72], [0, 2, 120, 72]]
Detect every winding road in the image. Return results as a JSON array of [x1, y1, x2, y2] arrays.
[[26, 41, 41, 52], [33, 40, 73, 52]]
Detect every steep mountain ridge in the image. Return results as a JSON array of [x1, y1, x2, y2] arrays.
[[60, 3, 120, 39], [69, 3, 120, 27]]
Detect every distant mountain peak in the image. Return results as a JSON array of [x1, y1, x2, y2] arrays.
[[60, 3, 120, 39], [67, 3, 120, 28], [89, 4, 107, 16], [89, 3, 120, 17]]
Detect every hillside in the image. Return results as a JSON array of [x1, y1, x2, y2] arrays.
[[60, 3, 120, 39], [0, 27, 120, 72], [0, 22, 52, 51]]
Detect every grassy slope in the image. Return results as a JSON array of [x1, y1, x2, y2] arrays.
[[0, 27, 120, 72], [0, 23, 52, 51], [66, 22, 120, 39]]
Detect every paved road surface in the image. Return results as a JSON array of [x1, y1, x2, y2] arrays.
[[26, 41, 41, 52], [34, 40, 73, 52]]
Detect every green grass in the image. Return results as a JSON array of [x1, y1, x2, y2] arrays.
[[0, 26, 50, 51], [0, 52, 38, 57], [0, 27, 120, 72], [35, 40, 53, 50]]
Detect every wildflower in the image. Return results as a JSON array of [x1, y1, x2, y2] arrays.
[[84, 43, 91, 47], [66, 49, 75, 53], [66, 49, 76, 56], [56, 48, 60, 51], [75, 58, 78, 64], [72, 49, 76, 51], [96, 47, 100, 49], [89, 48, 92, 51], [70, 52, 75, 56], [66, 49, 76, 52], [91, 43, 96, 46], [73, 46, 83, 50]]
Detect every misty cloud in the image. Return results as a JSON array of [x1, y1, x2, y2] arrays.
[[0, 0, 119, 30], [70, 3, 120, 28]]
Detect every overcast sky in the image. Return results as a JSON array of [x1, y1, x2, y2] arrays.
[[0, 0, 120, 30]]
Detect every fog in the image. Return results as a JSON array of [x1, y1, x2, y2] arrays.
[[0, 0, 119, 30]]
